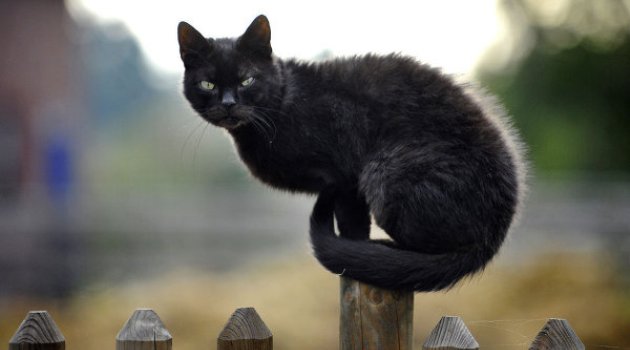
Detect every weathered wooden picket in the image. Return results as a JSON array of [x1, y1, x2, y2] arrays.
[[7, 277, 585, 350]]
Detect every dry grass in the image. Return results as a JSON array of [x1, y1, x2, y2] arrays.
[[1, 253, 629, 349]]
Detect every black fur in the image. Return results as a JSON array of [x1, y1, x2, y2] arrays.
[[178, 15, 525, 292]]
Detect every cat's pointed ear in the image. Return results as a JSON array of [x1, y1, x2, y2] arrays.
[[236, 15, 272, 60], [177, 21, 213, 67]]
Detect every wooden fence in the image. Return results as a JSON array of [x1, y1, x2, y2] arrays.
[[7, 278, 584, 350]]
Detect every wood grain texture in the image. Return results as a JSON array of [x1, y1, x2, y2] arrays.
[[9, 311, 65, 350], [340, 277, 414, 350], [529, 318, 584, 350], [422, 316, 479, 350], [116, 308, 172, 350], [217, 307, 273, 350]]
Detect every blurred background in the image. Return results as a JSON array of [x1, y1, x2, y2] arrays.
[[0, 0, 629, 348]]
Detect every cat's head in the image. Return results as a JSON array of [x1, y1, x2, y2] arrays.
[[177, 15, 282, 130]]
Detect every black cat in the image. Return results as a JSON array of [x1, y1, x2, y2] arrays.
[[177, 15, 526, 292]]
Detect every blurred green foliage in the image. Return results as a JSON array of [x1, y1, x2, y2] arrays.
[[479, 0, 630, 175]]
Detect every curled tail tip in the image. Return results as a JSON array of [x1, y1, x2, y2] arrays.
[[308, 188, 499, 293]]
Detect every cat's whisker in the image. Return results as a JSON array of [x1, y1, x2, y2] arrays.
[[247, 104, 287, 120], [248, 117, 266, 140], [240, 105, 275, 141], [193, 121, 211, 165], [180, 118, 206, 162], [250, 106, 278, 127], [249, 105, 284, 114], [251, 112, 277, 142], [250, 114, 274, 144]]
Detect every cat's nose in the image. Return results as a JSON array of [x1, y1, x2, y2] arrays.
[[221, 89, 237, 108]]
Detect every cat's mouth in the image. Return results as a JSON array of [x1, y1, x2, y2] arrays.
[[217, 116, 246, 130], [202, 106, 249, 130]]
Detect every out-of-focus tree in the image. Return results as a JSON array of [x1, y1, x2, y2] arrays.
[[75, 19, 159, 127], [478, 0, 630, 175]]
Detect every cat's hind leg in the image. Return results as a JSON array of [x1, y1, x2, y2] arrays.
[[359, 146, 479, 254], [333, 188, 371, 240]]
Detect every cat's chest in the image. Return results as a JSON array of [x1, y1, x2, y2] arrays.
[[231, 130, 332, 192]]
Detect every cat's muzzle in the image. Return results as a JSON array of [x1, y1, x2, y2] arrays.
[[204, 106, 248, 130]]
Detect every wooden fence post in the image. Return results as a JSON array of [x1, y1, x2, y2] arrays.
[[8, 311, 65, 350], [116, 308, 172, 350], [529, 318, 584, 350], [217, 307, 272, 350], [422, 316, 479, 350], [340, 277, 414, 350]]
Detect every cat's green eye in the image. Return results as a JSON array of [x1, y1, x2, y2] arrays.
[[199, 81, 215, 91], [241, 77, 254, 87]]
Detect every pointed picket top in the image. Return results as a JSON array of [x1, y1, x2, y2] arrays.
[[529, 318, 584, 350], [9, 311, 65, 350], [116, 308, 172, 350], [423, 316, 479, 350], [217, 307, 272, 350]]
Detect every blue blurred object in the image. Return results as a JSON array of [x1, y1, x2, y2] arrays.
[[44, 135, 74, 204]]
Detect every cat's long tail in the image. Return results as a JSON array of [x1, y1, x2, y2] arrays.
[[309, 188, 497, 292]]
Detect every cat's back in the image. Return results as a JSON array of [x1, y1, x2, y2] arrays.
[[285, 53, 525, 182], [316, 53, 424, 82], [289, 54, 440, 96], [287, 53, 473, 119]]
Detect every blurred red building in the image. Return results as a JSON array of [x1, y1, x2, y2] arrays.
[[0, 0, 85, 297]]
